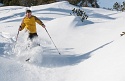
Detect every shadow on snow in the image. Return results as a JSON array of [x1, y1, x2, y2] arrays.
[[2, 7, 70, 23], [0, 12, 25, 22], [0, 41, 113, 68], [0, 43, 6, 56], [41, 41, 113, 68]]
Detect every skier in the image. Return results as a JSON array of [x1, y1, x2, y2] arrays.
[[19, 10, 45, 41]]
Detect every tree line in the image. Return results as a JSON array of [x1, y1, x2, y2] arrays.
[[0, 0, 99, 8], [113, 1, 125, 11], [68, 0, 99, 8], [0, 0, 56, 6]]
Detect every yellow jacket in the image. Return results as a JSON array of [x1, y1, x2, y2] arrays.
[[20, 15, 43, 33]]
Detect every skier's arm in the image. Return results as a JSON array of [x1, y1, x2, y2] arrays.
[[19, 18, 25, 31], [34, 16, 45, 28]]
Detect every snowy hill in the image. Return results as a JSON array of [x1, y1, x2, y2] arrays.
[[1, 1, 125, 81]]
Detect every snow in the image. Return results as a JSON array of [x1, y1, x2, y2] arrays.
[[0, 1, 125, 81]]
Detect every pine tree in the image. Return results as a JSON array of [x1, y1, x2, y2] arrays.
[[113, 2, 120, 11], [67, 0, 81, 5], [71, 8, 88, 22], [1, 0, 99, 7], [122, 1, 125, 11], [3, 0, 10, 6], [0, 0, 3, 3], [68, 0, 99, 8], [9, 0, 20, 6]]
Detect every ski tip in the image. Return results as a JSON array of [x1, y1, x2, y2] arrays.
[[26, 58, 30, 62], [120, 34, 124, 36]]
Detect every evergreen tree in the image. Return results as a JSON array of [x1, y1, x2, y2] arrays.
[[68, 0, 99, 8], [1, 0, 100, 7], [0, 0, 3, 3], [37, 0, 56, 5], [9, 0, 20, 6], [120, 1, 125, 11], [3, 0, 10, 6], [113, 2, 120, 11], [67, 0, 81, 5], [71, 8, 88, 22]]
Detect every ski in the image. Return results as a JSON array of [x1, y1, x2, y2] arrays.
[[120, 32, 125, 36], [26, 58, 30, 62], [25, 43, 41, 62], [26, 43, 40, 50]]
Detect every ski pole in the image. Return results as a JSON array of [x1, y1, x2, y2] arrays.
[[14, 29, 19, 48], [15, 30, 19, 42], [45, 28, 61, 55]]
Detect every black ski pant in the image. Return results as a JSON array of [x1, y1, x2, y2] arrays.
[[28, 33, 38, 41]]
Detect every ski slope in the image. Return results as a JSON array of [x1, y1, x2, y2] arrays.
[[0, 1, 125, 81]]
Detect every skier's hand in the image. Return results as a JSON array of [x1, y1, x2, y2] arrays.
[[18, 26, 22, 31], [42, 24, 45, 28]]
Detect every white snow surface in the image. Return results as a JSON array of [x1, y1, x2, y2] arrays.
[[0, 1, 125, 81]]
